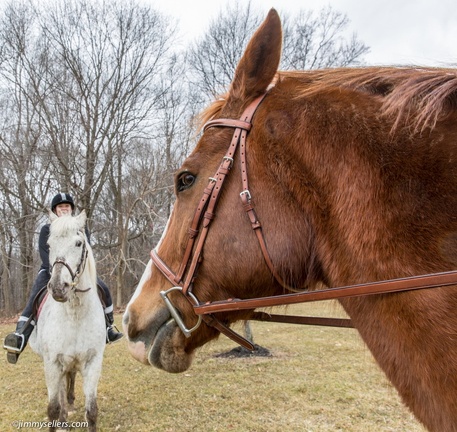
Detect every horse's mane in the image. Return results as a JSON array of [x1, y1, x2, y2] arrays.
[[198, 67, 457, 133]]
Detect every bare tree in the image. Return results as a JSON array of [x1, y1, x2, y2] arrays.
[[188, 1, 369, 100], [33, 0, 175, 215], [0, 2, 53, 312], [32, 0, 177, 304], [0, 0, 181, 312], [281, 6, 369, 70], [187, 1, 262, 102]]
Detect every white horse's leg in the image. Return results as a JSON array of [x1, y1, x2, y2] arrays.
[[66, 370, 76, 413], [44, 362, 66, 431], [81, 356, 103, 432]]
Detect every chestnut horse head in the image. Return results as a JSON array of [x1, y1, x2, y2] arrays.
[[124, 9, 457, 431]]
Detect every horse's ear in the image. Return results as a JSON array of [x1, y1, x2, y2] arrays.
[[49, 210, 58, 223], [75, 210, 87, 229], [229, 8, 282, 101]]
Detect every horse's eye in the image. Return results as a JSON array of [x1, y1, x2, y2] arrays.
[[176, 172, 196, 192], [75, 240, 82, 247]]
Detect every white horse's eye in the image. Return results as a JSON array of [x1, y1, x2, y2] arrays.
[[75, 240, 82, 247]]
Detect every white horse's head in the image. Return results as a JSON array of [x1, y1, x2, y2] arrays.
[[47, 210, 93, 302]]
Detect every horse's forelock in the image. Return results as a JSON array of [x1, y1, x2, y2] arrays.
[[196, 96, 228, 132], [50, 215, 84, 238]]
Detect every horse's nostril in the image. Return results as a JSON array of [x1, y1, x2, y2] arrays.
[[122, 311, 129, 326]]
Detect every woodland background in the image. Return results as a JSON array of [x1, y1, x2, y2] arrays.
[[0, 0, 368, 315]]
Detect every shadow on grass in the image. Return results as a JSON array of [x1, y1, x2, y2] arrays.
[[214, 343, 272, 358]]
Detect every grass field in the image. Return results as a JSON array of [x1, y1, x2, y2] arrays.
[[1, 302, 426, 431]]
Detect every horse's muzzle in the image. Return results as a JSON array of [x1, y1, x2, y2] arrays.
[[49, 283, 70, 302]]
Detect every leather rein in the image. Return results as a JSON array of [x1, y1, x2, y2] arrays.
[[151, 93, 457, 350]]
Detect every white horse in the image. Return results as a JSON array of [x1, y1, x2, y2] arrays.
[[29, 211, 105, 432]]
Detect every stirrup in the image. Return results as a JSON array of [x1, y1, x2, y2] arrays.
[[4, 333, 26, 364], [106, 325, 123, 344], [3, 332, 25, 354]]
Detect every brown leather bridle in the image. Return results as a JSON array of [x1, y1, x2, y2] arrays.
[[151, 92, 457, 350]]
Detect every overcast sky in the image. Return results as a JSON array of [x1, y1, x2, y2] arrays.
[[149, 0, 457, 67]]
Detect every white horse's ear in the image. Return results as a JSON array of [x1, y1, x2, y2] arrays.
[[75, 210, 87, 229], [49, 210, 58, 223]]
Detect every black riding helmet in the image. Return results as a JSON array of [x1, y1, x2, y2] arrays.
[[51, 193, 75, 214]]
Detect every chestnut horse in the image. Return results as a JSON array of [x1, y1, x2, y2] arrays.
[[123, 9, 457, 431]]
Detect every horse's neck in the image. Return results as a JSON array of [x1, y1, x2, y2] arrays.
[[339, 288, 457, 429]]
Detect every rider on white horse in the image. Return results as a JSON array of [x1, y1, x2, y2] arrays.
[[4, 193, 123, 364]]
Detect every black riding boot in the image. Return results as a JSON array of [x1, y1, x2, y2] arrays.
[[3, 320, 35, 364], [105, 312, 123, 344]]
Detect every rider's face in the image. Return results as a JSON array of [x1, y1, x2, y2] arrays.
[[55, 203, 73, 217]]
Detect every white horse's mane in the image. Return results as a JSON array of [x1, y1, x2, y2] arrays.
[[49, 212, 86, 237]]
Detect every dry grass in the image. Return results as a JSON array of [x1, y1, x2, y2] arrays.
[[1, 302, 426, 431]]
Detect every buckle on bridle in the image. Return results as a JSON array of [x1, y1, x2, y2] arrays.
[[240, 189, 251, 201], [160, 286, 202, 338], [222, 156, 234, 169]]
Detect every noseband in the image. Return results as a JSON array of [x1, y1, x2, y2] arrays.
[[50, 232, 91, 293]]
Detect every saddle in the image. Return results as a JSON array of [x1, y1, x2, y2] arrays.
[[32, 287, 48, 321]]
